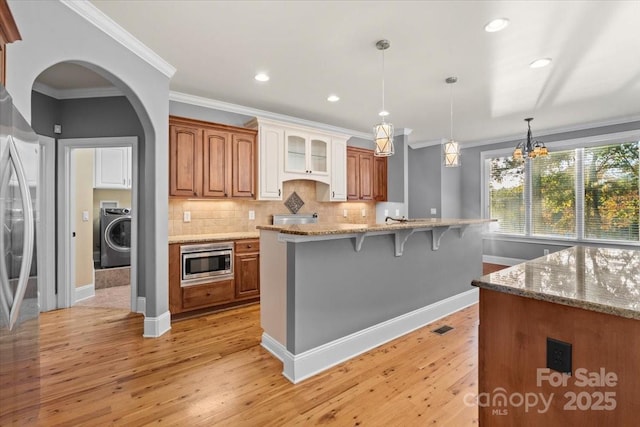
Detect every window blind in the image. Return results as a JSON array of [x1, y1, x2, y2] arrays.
[[488, 157, 525, 234]]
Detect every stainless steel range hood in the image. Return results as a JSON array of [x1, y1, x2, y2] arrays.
[[272, 213, 318, 225]]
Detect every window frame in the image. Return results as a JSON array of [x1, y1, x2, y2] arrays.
[[482, 129, 640, 247]]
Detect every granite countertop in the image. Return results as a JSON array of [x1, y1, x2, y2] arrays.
[[257, 218, 493, 236], [473, 246, 640, 320], [168, 231, 259, 244]]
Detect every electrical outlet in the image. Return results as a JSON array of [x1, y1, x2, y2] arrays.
[[395, 209, 400, 216], [430, 208, 437, 215], [248, 210, 255, 220], [544, 249, 549, 255], [343, 209, 348, 218], [361, 208, 366, 217], [547, 338, 572, 374], [183, 211, 191, 223], [384, 209, 389, 217]]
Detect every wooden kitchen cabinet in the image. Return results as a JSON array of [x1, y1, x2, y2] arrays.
[[0, 0, 21, 86], [234, 239, 260, 299], [169, 238, 260, 316], [347, 146, 386, 201], [169, 116, 256, 199]]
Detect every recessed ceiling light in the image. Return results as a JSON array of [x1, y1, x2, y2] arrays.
[[327, 94, 340, 102], [254, 73, 270, 82], [379, 110, 389, 117], [529, 58, 552, 68], [484, 18, 510, 33]]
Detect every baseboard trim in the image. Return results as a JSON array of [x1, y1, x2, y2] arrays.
[[143, 310, 171, 338], [483, 255, 526, 266], [263, 288, 479, 384], [74, 283, 95, 302], [136, 296, 146, 314]]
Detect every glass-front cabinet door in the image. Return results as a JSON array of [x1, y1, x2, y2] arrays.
[[285, 131, 307, 173], [309, 136, 328, 174]]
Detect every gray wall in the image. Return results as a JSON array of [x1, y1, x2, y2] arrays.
[[408, 145, 441, 218], [286, 226, 482, 353], [387, 133, 405, 203], [31, 91, 60, 138]]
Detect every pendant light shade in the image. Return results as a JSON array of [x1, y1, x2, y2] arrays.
[[373, 40, 394, 157], [443, 76, 460, 167]]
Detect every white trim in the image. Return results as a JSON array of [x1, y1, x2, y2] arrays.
[[462, 116, 640, 148], [483, 233, 640, 249], [74, 283, 95, 302], [57, 137, 139, 311], [482, 255, 526, 266], [37, 135, 57, 312], [408, 138, 447, 150], [143, 311, 171, 338], [170, 91, 371, 140], [32, 82, 123, 100], [264, 289, 478, 384], [61, 1, 176, 78], [397, 128, 413, 136], [261, 332, 288, 363], [135, 296, 146, 314]]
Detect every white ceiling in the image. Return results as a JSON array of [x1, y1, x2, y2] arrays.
[[85, 0, 640, 144]]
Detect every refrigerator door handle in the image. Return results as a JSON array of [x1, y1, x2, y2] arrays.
[[0, 136, 35, 330]]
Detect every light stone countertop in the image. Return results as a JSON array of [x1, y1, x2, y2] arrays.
[[168, 231, 259, 244], [472, 246, 640, 320], [257, 218, 493, 236]]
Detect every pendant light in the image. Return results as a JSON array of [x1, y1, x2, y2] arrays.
[[443, 76, 460, 167], [373, 39, 394, 157], [513, 118, 548, 160]]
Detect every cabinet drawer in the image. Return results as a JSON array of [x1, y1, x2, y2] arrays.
[[182, 280, 234, 310], [235, 239, 259, 254]]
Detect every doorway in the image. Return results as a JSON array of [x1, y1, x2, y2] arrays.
[[57, 137, 139, 311]]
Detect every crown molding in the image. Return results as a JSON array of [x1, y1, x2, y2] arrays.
[[32, 82, 123, 100], [61, 0, 176, 78], [169, 91, 372, 140], [461, 114, 640, 149], [408, 138, 447, 150], [396, 128, 413, 136]]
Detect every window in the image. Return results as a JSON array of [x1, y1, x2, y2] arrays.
[[486, 140, 639, 243]]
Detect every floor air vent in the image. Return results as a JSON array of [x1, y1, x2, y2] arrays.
[[432, 325, 453, 335]]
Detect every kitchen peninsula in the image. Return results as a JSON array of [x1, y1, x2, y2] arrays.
[[472, 246, 640, 425], [258, 218, 492, 383]]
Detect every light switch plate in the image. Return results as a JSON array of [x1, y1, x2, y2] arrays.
[[430, 208, 437, 215], [343, 209, 348, 218], [361, 208, 366, 217], [82, 210, 89, 222], [248, 210, 255, 220], [183, 211, 191, 222]]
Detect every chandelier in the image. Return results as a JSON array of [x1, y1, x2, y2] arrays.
[[373, 39, 394, 157], [513, 118, 548, 160]]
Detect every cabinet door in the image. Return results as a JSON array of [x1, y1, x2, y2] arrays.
[[373, 156, 387, 201], [309, 135, 329, 175], [346, 149, 360, 200], [358, 152, 374, 200], [231, 133, 255, 198], [202, 129, 229, 198], [94, 147, 128, 189], [235, 253, 260, 299], [285, 131, 307, 173], [169, 124, 201, 197], [258, 125, 282, 200], [330, 137, 347, 201]]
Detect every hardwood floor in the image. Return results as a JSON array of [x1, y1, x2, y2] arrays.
[[2, 303, 480, 426]]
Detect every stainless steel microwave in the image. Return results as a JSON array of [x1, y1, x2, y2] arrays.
[[180, 242, 233, 286]]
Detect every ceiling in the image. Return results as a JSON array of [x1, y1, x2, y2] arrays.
[[37, 62, 113, 90], [84, 1, 639, 145]]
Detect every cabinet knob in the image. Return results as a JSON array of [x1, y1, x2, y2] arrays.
[[247, 245, 252, 248], [332, 191, 335, 197], [224, 193, 228, 197], [278, 189, 281, 196]]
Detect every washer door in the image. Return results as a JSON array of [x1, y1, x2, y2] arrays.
[[104, 216, 132, 253]]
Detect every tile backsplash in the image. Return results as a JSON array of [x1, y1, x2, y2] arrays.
[[169, 180, 377, 236]]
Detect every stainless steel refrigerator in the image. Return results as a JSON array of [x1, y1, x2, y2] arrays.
[[0, 83, 41, 423]]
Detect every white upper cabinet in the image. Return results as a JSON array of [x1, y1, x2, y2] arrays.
[[257, 124, 283, 200], [247, 118, 349, 201], [284, 130, 329, 181], [94, 147, 131, 189]]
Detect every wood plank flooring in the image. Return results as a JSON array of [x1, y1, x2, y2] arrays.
[[2, 303, 481, 426]]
